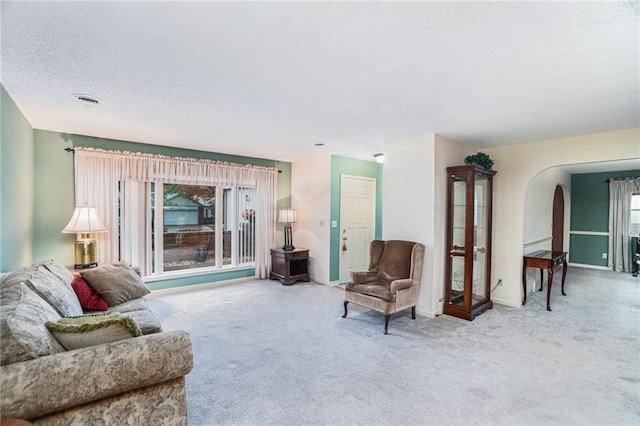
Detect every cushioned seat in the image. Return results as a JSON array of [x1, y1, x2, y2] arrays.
[[342, 239, 425, 334]]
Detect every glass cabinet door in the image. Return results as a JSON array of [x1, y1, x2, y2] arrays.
[[472, 175, 489, 306], [448, 175, 467, 307]]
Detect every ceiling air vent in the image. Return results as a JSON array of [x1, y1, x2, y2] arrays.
[[72, 94, 102, 105]]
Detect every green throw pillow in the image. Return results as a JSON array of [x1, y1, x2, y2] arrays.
[[46, 314, 142, 351]]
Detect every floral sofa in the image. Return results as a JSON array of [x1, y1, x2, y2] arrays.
[[0, 260, 193, 425]]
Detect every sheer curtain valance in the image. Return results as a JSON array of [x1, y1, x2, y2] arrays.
[[73, 147, 278, 278]]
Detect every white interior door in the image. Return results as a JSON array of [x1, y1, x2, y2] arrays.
[[339, 175, 376, 283]]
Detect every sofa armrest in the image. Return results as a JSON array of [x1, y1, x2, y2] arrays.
[[0, 330, 193, 420], [351, 271, 377, 285], [390, 278, 412, 293]]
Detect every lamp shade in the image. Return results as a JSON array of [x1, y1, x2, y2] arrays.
[[278, 208, 297, 223], [62, 206, 107, 233]]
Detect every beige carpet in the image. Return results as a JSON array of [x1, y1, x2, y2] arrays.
[[147, 267, 640, 425]]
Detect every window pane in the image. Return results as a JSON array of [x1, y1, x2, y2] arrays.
[[238, 188, 256, 264], [162, 184, 215, 271]]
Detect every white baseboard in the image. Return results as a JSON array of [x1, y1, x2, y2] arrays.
[[491, 297, 521, 308], [147, 277, 252, 298], [568, 263, 611, 271]]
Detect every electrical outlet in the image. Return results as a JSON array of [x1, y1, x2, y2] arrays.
[[602, 253, 607, 259]]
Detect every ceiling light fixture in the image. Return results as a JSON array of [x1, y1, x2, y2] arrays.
[[314, 143, 326, 147], [373, 153, 384, 163], [72, 93, 102, 105]]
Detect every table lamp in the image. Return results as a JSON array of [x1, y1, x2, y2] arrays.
[[62, 205, 107, 268], [278, 208, 297, 251]]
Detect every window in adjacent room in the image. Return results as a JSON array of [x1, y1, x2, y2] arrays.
[[630, 194, 640, 236]]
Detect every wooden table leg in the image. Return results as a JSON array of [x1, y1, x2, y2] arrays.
[[561, 260, 568, 296], [546, 267, 553, 311], [522, 264, 527, 305], [538, 269, 543, 291]]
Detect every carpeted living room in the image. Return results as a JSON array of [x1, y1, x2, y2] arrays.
[[1, 1, 639, 425], [146, 266, 638, 425]]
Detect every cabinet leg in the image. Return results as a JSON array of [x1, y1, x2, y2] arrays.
[[342, 301, 349, 318]]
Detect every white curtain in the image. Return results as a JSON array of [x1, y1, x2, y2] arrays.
[[608, 178, 640, 272], [254, 170, 277, 278], [74, 147, 278, 277], [74, 152, 120, 264]]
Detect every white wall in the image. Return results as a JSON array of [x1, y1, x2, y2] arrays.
[[383, 134, 436, 316], [291, 156, 331, 284], [484, 128, 640, 307]]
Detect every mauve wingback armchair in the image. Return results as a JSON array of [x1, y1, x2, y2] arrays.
[[342, 239, 425, 334]]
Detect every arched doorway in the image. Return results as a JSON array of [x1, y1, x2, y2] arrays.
[[552, 185, 564, 251]]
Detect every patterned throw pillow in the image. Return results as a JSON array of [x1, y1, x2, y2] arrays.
[[45, 313, 142, 351], [71, 275, 108, 311], [1, 282, 65, 365], [81, 262, 150, 306], [1, 265, 83, 318]]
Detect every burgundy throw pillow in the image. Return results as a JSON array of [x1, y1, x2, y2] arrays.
[[71, 275, 108, 311]]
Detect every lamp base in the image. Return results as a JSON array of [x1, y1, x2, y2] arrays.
[[282, 223, 295, 251], [74, 235, 98, 269]]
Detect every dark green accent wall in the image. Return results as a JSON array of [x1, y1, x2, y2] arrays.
[[1, 85, 35, 272], [570, 170, 640, 266], [330, 155, 383, 282], [32, 130, 292, 289]]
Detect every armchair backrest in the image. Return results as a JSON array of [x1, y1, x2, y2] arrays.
[[369, 240, 424, 286]]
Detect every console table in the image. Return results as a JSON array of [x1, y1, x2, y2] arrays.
[[269, 247, 310, 286], [522, 250, 568, 311]]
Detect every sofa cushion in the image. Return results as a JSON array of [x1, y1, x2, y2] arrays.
[[1, 265, 83, 317], [1, 282, 65, 365], [81, 262, 150, 306], [46, 314, 143, 351], [71, 275, 108, 311], [116, 309, 163, 335], [33, 259, 75, 286]]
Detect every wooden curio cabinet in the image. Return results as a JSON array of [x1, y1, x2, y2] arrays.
[[444, 164, 496, 320]]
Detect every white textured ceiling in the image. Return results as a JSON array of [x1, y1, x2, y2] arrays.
[[1, 1, 638, 162]]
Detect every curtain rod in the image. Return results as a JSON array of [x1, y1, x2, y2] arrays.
[[64, 146, 282, 172]]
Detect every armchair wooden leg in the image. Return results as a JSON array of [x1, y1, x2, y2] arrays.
[[384, 314, 390, 335], [412, 306, 416, 319], [342, 301, 349, 318]]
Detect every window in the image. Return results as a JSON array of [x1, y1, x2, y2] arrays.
[[631, 194, 640, 236], [122, 182, 256, 276]]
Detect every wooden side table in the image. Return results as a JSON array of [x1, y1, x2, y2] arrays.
[[269, 248, 310, 286], [522, 250, 568, 311]]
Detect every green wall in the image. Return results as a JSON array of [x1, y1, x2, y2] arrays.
[[329, 155, 383, 281], [570, 170, 640, 267], [1, 86, 35, 272], [32, 130, 292, 290]]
